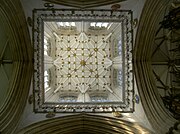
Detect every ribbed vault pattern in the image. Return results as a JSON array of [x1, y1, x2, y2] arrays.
[[17, 114, 153, 134], [0, 0, 177, 134], [33, 9, 134, 113], [134, 0, 177, 133], [0, 0, 33, 133], [53, 32, 112, 97]]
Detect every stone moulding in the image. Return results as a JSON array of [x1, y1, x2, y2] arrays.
[[43, 0, 126, 8]]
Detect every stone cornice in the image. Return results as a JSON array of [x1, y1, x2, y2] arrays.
[[43, 0, 126, 8]]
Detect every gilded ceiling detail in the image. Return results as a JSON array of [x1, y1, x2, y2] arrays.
[[54, 33, 112, 94]]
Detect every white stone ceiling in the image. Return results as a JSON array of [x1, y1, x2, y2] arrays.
[[17, 2, 154, 133], [44, 21, 123, 103]]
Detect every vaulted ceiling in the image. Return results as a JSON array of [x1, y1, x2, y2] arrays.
[[44, 21, 123, 104], [0, 0, 178, 134]]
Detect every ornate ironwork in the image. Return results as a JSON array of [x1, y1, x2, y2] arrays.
[[152, 5, 180, 119]]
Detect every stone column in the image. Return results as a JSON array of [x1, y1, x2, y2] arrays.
[[112, 56, 122, 70], [77, 93, 91, 102], [44, 55, 53, 71]]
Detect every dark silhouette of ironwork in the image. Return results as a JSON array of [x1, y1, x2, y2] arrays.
[[154, 5, 180, 120]]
